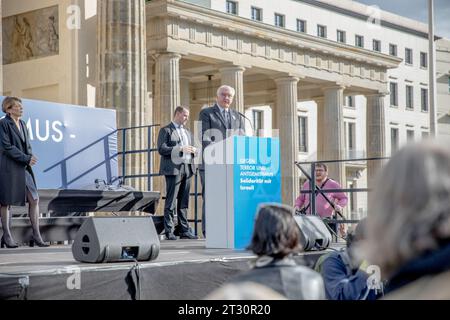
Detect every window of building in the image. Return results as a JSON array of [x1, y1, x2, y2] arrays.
[[420, 52, 428, 68], [407, 129, 415, 142], [251, 6, 262, 21], [373, 39, 381, 52], [298, 116, 308, 152], [390, 82, 398, 107], [317, 25, 327, 38], [389, 43, 398, 56], [345, 121, 356, 158], [421, 88, 428, 112], [355, 35, 364, 48], [406, 85, 414, 110], [297, 19, 306, 33], [391, 128, 399, 153], [226, 1, 238, 15], [337, 30, 346, 43], [275, 13, 285, 28], [252, 110, 263, 136], [405, 48, 413, 65], [345, 96, 354, 107]]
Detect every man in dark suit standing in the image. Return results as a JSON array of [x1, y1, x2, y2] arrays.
[[157, 106, 198, 240], [198, 85, 246, 237]]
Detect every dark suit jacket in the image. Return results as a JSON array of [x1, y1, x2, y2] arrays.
[[157, 122, 196, 176], [198, 104, 245, 170], [0, 115, 35, 206]]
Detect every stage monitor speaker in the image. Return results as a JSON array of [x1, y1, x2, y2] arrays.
[[72, 217, 160, 263], [294, 215, 332, 251]]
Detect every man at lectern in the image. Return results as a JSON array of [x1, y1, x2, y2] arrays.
[[198, 85, 246, 237], [157, 106, 198, 240]]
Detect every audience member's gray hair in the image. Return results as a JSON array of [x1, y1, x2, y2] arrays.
[[366, 140, 450, 277], [216, 85, 235, 97]]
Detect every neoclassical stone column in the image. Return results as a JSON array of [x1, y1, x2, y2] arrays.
[[219, 66, 245, 114], [154, 52, 181, 127], [366, 93, 386, 189], [151, 52, 180, 211], [180, 76, 191, 107], [96, 0, 147, 189], [315, 98, 325, 160], [322, 86, 346, 186], [146, 56, 154, 126], [275, 76, 300, 206], [147, 56, 158, 194]]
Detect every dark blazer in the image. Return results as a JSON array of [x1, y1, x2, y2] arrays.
[[198, 104, 245, 170], [157, 122, 196, 176], [0, 115, 35, 206]]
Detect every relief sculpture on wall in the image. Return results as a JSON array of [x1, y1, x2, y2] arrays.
[[2, 6, 59, 64]]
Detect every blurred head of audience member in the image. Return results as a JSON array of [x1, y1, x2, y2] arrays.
[[205, 282, 287, 300], [366, 140, 450, 299], [345, 218, 367, 268], [247, 203, 302, 261], [224, 203, 325, 300]]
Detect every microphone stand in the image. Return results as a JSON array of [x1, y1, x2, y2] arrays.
[[237, 111, 255, 135]]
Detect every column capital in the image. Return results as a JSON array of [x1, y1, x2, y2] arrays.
[[154, 52, 182, 61], [313, 96, 325, 103], [322, 84, 346, 93], [219, 65, 246, 73], [272, 71, 304, 81], [274, 76, 300, 85], [365, 91, 388, 98]]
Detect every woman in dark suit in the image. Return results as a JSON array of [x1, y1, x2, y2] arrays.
[[0, 97, 48, 248]]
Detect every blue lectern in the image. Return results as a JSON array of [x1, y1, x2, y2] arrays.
[[205, 136, 281, 249]]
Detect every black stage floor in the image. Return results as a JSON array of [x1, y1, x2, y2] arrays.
[[0, 240, 341, 300]]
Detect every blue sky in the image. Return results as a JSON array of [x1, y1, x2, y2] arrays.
[[355, 0, 450, 39]]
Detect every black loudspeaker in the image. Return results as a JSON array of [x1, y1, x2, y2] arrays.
[[72, 217, 160, 263], [294, 215, 332, 251]]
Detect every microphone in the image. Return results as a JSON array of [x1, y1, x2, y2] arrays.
[[237, 111, 255, 135]]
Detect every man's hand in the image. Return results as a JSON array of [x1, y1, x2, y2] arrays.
[[29, 155, 38, 166], [359, 260, 370, 273], [181, 146, 196, 154]]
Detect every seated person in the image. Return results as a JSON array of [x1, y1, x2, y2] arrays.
[[318, 218, 382, 300], [228, 203, 325, 300]]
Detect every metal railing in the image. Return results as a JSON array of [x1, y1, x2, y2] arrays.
[[118, 124, 160, 190], [118, 124, 203, 235]]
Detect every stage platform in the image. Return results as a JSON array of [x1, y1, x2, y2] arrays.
[[0, 240, 342, 300]]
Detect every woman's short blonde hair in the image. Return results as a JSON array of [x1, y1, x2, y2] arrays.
[[1, 96, 22, 114], [366, 140, 450, 277]]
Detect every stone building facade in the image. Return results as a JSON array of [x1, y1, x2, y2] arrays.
[[2, 0, 449, 223]]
